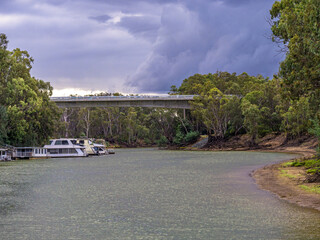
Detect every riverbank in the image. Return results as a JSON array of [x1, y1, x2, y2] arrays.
[[250, 136, 320, 212], [186, 133, 320, 211], [253, 158, 320, 211]]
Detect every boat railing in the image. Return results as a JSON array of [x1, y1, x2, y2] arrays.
[[14, 152, 33, 158]]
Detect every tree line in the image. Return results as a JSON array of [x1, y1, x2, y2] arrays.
[[0, 0, 319, 149]]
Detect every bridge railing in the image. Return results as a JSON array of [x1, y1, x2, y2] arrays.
[[50, 95, 196, 101]]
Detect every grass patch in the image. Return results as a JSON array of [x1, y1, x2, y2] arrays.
[[281, 161, 295, 167], [280, 169, 297, 179], [304, 159, 320, 168], [291, 158, 320, 168], [299, 185, 320, 194], [306, 167, 320, 174]]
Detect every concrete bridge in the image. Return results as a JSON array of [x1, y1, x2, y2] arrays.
[[50, 95, 195, 109]]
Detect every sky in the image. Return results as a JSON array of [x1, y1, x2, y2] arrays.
[[0, 0, 282, 96]]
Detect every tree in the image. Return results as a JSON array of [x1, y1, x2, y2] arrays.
[[79, 108, 91, 138], [0, 34, 61, 146], [0, 106, 8, 145], [176, 72, 268, 143], [281, 97, 311, 138], [309, 117, 320, 155], [270, 0, 320, 102], [191, 84, 237, 142], [241, 98, 261, 146]]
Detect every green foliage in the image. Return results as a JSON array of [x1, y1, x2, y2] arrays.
[[306, 168, 320, 175], [270, 0, 320, 102], [241, 98, 260, 145], [291, 158, 320, 176], [156, 136, 169, 147], [280, 169, 297, 179], [173, 131, 185, 145], [0, 34, 61, 146], [240, 79, 283, 144], [281, 97, 311, 138], [309, 117, 320, 154], [0, 105, 8, 144], [299, 185, 320, 194], [281, 161, 295, 167], [291, 160, 305, 167], [185, 131, 200, 143]]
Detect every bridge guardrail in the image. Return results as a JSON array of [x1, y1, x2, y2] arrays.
[[50, 95, 196, 101]]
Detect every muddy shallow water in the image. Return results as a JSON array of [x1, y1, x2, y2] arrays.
[[0, 149, 319, 239]]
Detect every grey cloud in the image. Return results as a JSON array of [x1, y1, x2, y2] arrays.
[[1, 0, 282, 94], [89, 15, 112, 23], [127, 0, 280, 92], [117, 16, 161, 41], [127, 4, 208, 92]]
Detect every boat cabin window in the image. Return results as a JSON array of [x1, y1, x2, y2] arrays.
[[69, 148, 77, 154], [54, 140, 69, 145], [79, 140, 85, 144], [48, 149, 59, 154], [18, 149, 32, 153], [48, 148, 77, 154], [0, 151, 4, 156], [71, 140, 77, 144]]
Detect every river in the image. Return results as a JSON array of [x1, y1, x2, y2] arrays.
[[0, 149, 319, 239]]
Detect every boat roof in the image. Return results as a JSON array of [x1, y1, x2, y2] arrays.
[[50, 138, 77, 141], [14, 147, 35, 149], [44, 145, 85, 149], [93, 143, 105, 147]]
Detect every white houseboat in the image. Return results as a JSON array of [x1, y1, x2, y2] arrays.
[[43, 139, 88, 158], [12, 147, 34, 159], [33, 147, 48, 158]]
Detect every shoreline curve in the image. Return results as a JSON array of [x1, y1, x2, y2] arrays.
[[252, 149, 320, 212]]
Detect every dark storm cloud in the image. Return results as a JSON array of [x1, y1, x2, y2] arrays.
[[0, 0, 281, 94], [117, 16, 161, 41], [127, 0, 280, 92]]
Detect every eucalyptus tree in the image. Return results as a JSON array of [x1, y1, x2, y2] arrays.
[[270, 0, 320, 103], [0, 33, 61, 146], [0, 106, 8, 145], [175, 72, 268, 143]]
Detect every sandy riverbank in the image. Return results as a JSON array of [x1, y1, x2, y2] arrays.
[[187, 134, 320, 211], [252, 146, 320, 211]]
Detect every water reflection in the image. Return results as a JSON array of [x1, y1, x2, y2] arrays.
[[0, 150, 319, 239]]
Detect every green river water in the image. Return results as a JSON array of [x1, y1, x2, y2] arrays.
[[0, 149, 319, 239]]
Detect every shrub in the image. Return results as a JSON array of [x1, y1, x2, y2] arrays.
[[156, 136, 169, 147], [173, 131, 185, 145], [309, 118, 320, 156], [185, 131, 200, 143]]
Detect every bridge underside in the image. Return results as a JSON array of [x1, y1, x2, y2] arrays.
[[54, 99, 192, 109]]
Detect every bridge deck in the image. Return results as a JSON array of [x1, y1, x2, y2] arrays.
[[51, 95, 195, 109]]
